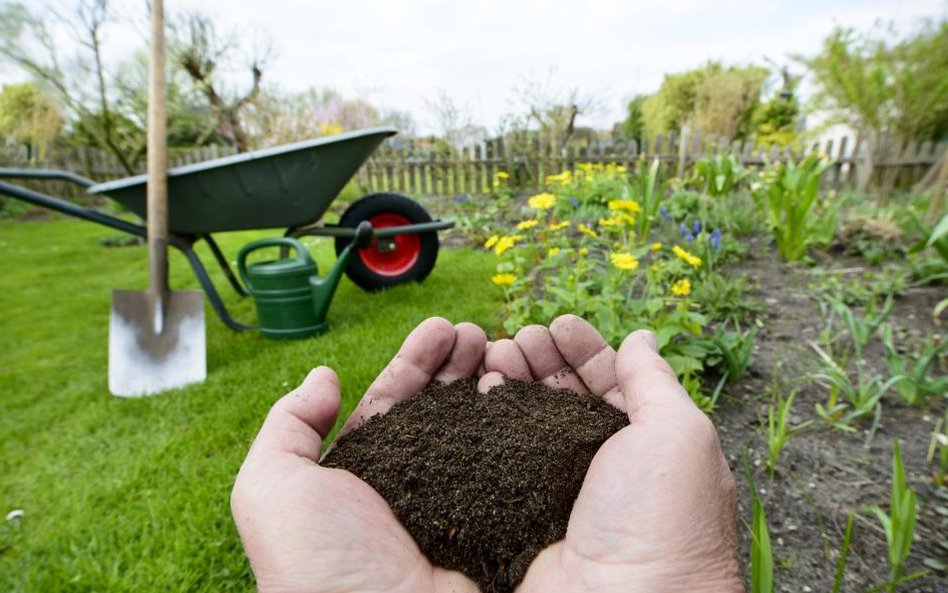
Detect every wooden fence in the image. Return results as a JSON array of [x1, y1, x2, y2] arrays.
[[1, 131, 943, 204], [357, 132, 947, 195]]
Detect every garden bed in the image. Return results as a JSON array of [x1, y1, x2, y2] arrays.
[[719, 242, 947, 592]]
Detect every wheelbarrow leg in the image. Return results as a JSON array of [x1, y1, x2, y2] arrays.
[[169, 236, 255, 332], [201, 233, 249, 297]]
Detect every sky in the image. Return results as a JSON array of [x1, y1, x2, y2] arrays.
[[3, 0, 947, 134]]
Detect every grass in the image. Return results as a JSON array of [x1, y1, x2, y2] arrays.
[[0, 218, 500, 592]]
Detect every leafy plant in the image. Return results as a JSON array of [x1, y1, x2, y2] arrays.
[[743, 452, 775, 593], [810, 341, 901, 428], [831, 513, 856, 593], [882, 324, 948, 406], [865, 441, 924, 592], [928, 411, 948, 487], [765, 383, 810, 477], [754, 154, 836, 262], [692, 153, 747, 197], [833, 294, 894, 361], [809, 266, 908, 307], [705, 327, 758, 383]]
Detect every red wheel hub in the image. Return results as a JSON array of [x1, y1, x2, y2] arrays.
[[359, 213, 421, 276]]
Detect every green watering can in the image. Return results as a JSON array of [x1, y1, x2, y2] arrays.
[[237, 222, 372, 339]]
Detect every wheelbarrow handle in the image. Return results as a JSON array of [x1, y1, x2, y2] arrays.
[[0, 180, 145, 237], [0, 168, 96, 188]]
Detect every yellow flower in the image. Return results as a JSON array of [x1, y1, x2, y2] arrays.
[[577, 223, 598, 238], [609, 252, 639, 271], [495, 171, 509, 180], [607, 199, 642, 214], [545, 170, 573, 185], [516, 219, 539, 230], [600, 215, 635, 227], [672, 245, 703, 268], [547, 247, 561, 257], [671, 279, 692, 296], [494, 235, 519, 256], [484, 235, 499, 249], [651, 242, 663, 250], [579, 247, 589, 256], [528, 193, 556, 210], [549, 220, 572, 231], [491, 273, 517, 286]]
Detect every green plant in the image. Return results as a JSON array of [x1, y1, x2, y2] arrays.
[[765, 382, 810, 477], [809, 266, 909, 306], [865, 441, 925, 592], [754, 154, 836, 262], [692, 153, 747, 197], [928, 411, 948, 487], [810, 341, 901, 428], [453, 171, 516, 244], [831, 513, 856, 593], [632, 157, 662, 241], [743, 453, 775, 593], [882, 324, 948, 405], [833, 294, 895, 361], [704, 326, 757, 383]]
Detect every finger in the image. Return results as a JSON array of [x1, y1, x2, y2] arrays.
[[616, 329, 696, 424], [246, 366, 341, 463], [513, 325, 589, 393], [434, 322, 487, 383], [484, 338, 532, 381], [340, 317, 456, 435], [549, 314, 625, 411], [477, 371, 505, 394]]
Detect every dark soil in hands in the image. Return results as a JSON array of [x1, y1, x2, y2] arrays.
[[322, 378, 629, 593]]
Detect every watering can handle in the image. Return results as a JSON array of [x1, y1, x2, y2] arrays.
[[236, 237, 315, 293]]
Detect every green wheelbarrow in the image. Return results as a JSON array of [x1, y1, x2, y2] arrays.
[[0, 127, 453, 332]]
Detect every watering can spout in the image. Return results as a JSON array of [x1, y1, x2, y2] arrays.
[[310, 221, 373, 323]]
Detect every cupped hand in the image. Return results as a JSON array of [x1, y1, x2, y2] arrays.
[[231, 317, 485, 593], [480, 315, 742, 593]]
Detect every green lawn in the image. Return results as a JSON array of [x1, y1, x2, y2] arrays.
[[0, 218, 501, 592]]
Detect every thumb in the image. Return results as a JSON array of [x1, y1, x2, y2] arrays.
[[616, 330, 695, 424], [246, 366, 342, 463]]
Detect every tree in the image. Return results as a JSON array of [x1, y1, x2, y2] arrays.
[[620, 95, 646, 142], [0, 81, 62, 158], [0, 0, 145, 173], [640, 62, 768, 142], [172, 11, 270, 152], [802, 20, 948, 189], [752, 66, 801, 148]]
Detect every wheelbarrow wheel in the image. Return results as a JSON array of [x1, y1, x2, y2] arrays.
[[335, 192, 439, 291]]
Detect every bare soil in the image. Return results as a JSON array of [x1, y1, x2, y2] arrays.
[[721, 237, 948, 592]]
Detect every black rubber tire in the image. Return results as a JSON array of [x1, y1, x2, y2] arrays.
[[334, 192, 440, 291]]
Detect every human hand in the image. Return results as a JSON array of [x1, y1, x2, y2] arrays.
[[231, 317, 485, 593], [479, 315, 742, 593]]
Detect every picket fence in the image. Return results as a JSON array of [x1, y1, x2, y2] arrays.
[[1, 131, 943, 204]]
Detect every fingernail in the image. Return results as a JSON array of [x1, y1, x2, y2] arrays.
[[634, 330, 658, 352]]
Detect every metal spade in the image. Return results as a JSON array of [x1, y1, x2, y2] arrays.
[[108, 0, 206, 397]]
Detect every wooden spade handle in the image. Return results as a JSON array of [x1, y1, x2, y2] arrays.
[[147, 0, 168, 295]]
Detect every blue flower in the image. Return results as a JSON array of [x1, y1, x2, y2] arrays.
[[693, 220, 702, 235], [568, 196, 581, 208], [710, 228, 721, 251], [679, 223, 692, 241], [451, 194, 469, 203], [660, 206, 671, 222]]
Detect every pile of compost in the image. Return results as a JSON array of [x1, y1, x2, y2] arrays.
[[323, 378, 629, 593]]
